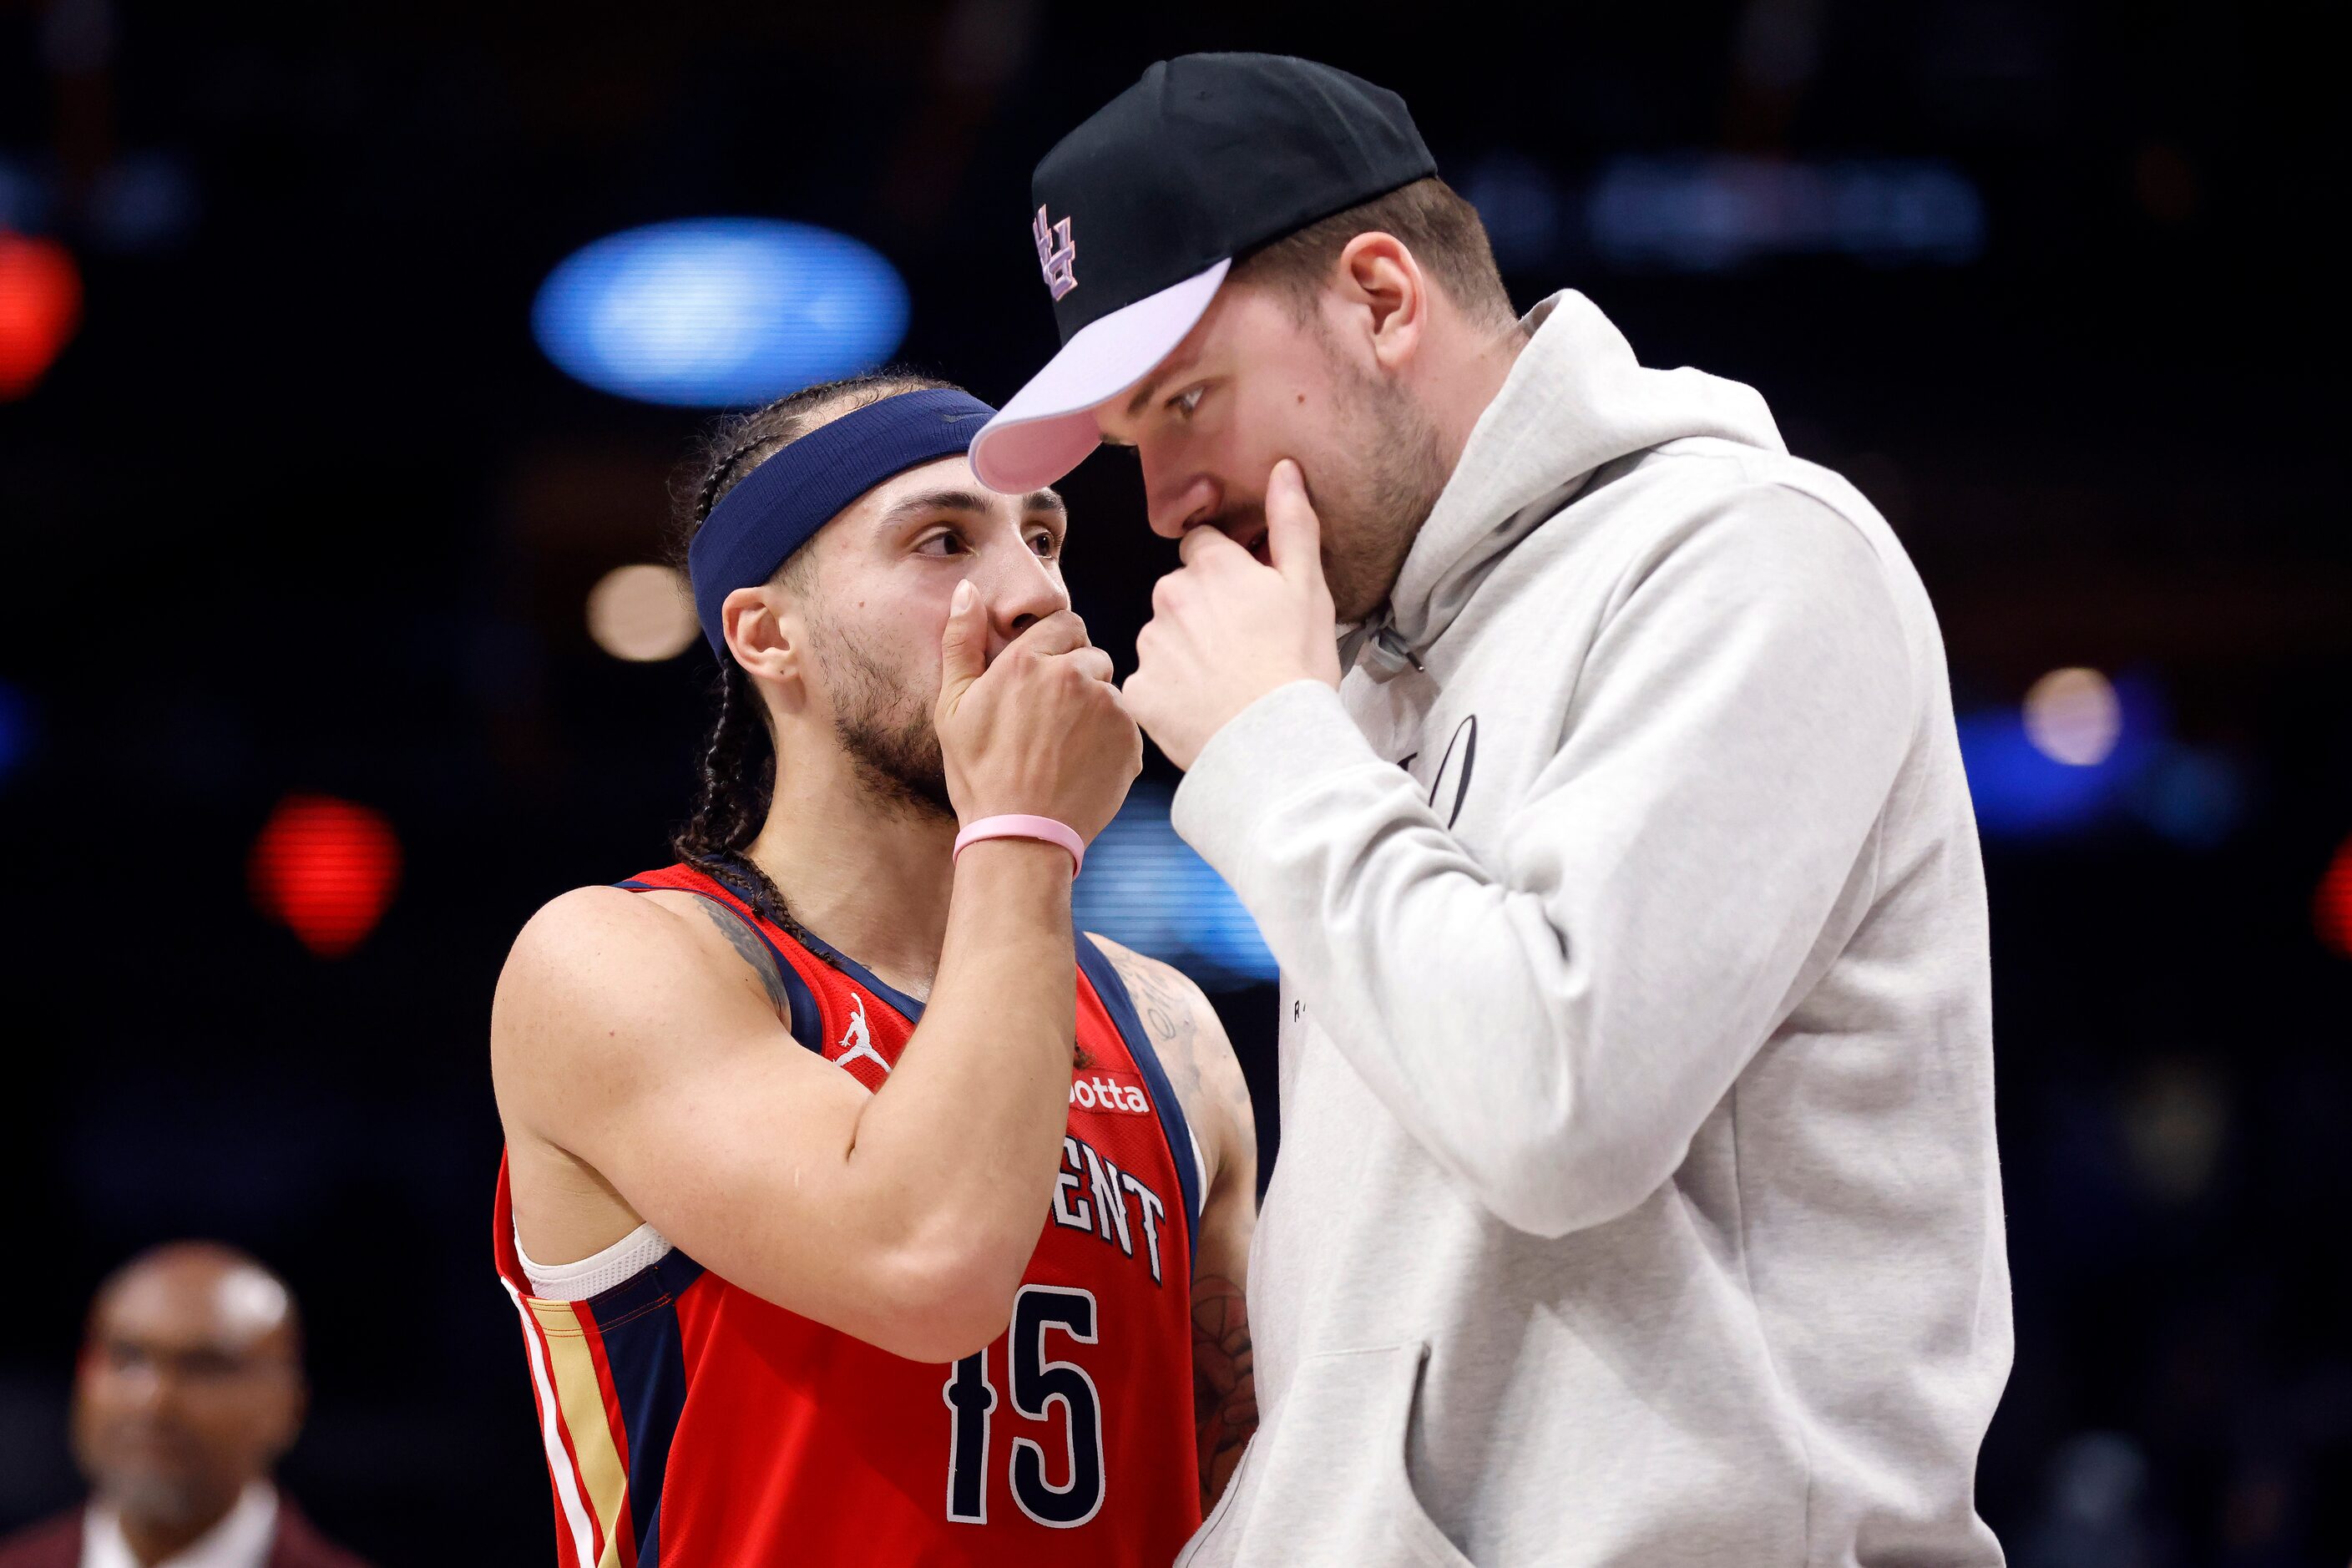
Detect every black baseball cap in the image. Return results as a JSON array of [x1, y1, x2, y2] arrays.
[[969, 53, 1435, 494]]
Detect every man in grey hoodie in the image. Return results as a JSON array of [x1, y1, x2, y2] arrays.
[[971, 54, 2011, 1568]]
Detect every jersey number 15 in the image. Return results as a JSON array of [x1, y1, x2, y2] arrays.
[[943, 1285, 1104, 1528]]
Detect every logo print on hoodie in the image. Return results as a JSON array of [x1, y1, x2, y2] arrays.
[[1402, 714, 1480, 831]]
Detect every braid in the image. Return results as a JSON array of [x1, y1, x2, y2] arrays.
[[666, 367, 959, 949], [670, 660, 807, 938], [692, 432, 776, 525], [675, 660, 761, 862]]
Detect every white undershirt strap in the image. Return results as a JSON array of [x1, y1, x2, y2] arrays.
[[515, 1221, 674, 1301]]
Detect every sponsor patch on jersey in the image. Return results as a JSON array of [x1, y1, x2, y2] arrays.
[[1069, 1067, 1151, 1117]]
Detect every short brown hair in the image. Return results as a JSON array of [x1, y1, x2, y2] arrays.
[[1230, 175, 1515, 327]]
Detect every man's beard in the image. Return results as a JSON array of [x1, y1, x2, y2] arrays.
[[74, 1420, 226, 1530], [1316, 358, 1452, 623], [810, 614, 954, 822], [1210, 352, 1450, 624]]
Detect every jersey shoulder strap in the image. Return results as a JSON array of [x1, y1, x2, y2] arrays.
[[1075, 931, 1205, 1267]]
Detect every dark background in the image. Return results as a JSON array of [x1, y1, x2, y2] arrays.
[[3, 0, 2347, 1562]]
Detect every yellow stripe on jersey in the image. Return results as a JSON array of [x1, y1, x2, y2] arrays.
[[531, 1298, 635, 1568], [500, 1280, 596, 1568]]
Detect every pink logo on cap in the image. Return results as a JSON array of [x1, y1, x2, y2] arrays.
[[1033, 205, 1077, 301]]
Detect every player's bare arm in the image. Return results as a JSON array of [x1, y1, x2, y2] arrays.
[[493, 593, 1141, 1365], [1092, 935, 1260, 1510]]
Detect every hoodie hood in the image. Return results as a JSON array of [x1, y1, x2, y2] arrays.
[[1362, 291, 1786, 668]]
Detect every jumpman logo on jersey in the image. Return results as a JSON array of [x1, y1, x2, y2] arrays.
[[834, 994, 893, 1078]]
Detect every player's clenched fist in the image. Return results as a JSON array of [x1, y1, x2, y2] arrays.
[[933, 582, 1142, 844]]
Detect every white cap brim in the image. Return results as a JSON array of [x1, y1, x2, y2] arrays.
[[970, 257, 1232, 494]]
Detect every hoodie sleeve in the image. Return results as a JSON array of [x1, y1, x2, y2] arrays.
[[1169, 484, 1917, 1238]]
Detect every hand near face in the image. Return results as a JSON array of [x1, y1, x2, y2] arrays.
[[936, 587, 1141, 842], [1123, 459, 1344, 771]]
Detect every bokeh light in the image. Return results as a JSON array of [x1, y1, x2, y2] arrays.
[[248, 794, 402, 959], [2316, 836, 2352, 959], [0, 679, 32, 786], [0, 230, 82, 399], [532, 218, 910, 407], [1586, 155, 1985, 271], [2119, 1055, 2228, 1205], [586, 564, 698, 662], [2127, 746, 2246, 848], [1073, 787, 1276, 992], [2024, 667, 2122, 766], [1958, 671, 2166, 839]]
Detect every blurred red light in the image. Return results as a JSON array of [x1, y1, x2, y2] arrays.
[[2318, 836, 2352, 959], [249, 794, 402, 959], [0, 231, 82, 400]]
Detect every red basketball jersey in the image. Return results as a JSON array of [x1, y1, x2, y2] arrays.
[[493, 862, 1205, 1566]]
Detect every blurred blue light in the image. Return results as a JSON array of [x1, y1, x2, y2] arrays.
[[2125, 746, 2248, 849], [1589, 155, 1985, 272], [0, 156, 50, 232], [532, 219, 910, 407], [1959, 673, 2165, 838], [1074, 787, 1277, 993], [1462, 149, 1565, 274], [1957, 710, 2116, 835], [88, 152, 200, 254], [0, 680, 33, 787]]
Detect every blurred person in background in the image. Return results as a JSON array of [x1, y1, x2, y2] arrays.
[[490, 373, 1257, 1565], [0, 1243, 368, 1568], [976, 53, 2009, 1567]]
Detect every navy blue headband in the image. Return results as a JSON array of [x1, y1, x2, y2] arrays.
[[689, 387, 999, 658]]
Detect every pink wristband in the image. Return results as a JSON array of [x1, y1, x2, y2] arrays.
[[953, 814, 1085, 876]]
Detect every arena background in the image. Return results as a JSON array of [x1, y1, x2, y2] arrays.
[[3, 1, 2346, 1560]]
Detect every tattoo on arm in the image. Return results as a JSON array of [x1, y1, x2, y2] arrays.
[[1124, 943, 1257, 1196], [1109, 946, 1206, 1117], [1105, 941, 1261, 1505], [696, 898, 788, 1017], [1191, 1272, 1257, 1511]]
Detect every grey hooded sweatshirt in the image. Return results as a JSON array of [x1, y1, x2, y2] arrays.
[[1169, 292, 2011, 1567]]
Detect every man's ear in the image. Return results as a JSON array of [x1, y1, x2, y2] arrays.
[[724, 586, 804, 699], [1334, 231, 1425, 373]]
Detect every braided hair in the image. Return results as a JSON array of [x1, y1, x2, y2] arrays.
[[668, 370, 957, 934]]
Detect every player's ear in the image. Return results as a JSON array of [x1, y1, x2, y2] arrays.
[[1335, 230, 1424, 374], [724, 587, 806, 700]]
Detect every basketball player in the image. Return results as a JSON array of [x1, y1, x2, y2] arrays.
[[488, 374, 1258, 1566]]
